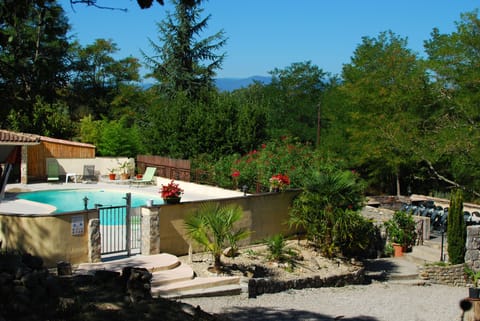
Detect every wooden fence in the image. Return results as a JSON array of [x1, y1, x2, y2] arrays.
[[136, 155, 268, 192], [136, 155, 191, 181]]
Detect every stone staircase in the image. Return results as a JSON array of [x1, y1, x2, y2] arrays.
[[364, 236, 445, 285], [75, 253, 242, 299]]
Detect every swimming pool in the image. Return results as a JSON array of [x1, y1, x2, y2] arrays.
[[17, 189, 164, 213]]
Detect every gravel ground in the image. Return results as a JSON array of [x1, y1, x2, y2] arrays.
[[180, 282, 468, 321]]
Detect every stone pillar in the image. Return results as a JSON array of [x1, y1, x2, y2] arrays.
[[20, 146, 28, 184], [88, 218, 101, 263], [465, 226, 480, 270], [141, 207, 160, 255]]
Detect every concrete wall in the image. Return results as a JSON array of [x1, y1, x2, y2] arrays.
[[0, 190, 301, 267], [144, 190, 301, 256], [51, 157, 134, 178], [0, 210, 99, 267]]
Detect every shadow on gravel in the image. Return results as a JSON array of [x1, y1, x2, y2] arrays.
[[363, 258, 400, 282], [218, 307, 379, 321]]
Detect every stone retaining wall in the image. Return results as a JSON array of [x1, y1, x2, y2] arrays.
[[247, 268, 365, 298], [465, 226, 480, 270], [416, 225, 480, 287], [418, 264, 466, 287]]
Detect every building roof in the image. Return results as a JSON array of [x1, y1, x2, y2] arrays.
[[0, 130, 41, 145], [40, 136, 95, 148], [0, 130, 95, 148]]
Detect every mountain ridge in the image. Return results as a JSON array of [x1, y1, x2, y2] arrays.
[[141, 75, 271, 92], [215, 75, 271, 91]]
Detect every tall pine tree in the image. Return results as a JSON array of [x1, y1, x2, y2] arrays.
[[143, 0, 226, 99]]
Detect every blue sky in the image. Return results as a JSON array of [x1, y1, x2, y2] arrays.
[[60, 0, 478, 80]]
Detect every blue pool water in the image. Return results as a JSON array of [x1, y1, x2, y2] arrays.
[[17, 189, 164, 213]]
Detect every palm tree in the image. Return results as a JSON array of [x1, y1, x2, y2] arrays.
[[184, 202, 250, 272], [289, 166, 366, 257]]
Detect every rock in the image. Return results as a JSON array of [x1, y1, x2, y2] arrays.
[[223, 247, 235, 257], [56, 261, 72, 276], [124, 267, 152, 302]]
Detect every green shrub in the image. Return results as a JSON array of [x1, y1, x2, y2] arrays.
[[384, 210, 417, 249], [288, 165, 372, 259]]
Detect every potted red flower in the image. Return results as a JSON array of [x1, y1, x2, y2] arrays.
[[269, 173, 290, 192], [161, 180, 184, 204]]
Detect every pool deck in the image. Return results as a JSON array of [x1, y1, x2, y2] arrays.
[[0, 177, 246, 215]]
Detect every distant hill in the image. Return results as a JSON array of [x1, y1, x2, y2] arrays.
[[141, 76, 271, 92], [215, 76, 271, 91]]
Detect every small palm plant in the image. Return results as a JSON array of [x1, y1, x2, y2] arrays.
[[184, 202, 250, 273], [265, 234, 295, 262]]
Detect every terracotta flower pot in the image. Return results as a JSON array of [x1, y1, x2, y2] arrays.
[[109, 173, 116, 180], [392, 243, 403, 257]]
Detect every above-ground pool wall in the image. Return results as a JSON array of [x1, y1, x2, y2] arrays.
[[145, 190, 302, 256], [0, 190, 302, 267], [0, 210, 98, 267]]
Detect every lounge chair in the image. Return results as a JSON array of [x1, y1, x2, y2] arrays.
[[46, 160, 60, 182], [130, 167, 156, 186], [82, 165, 96, 183]]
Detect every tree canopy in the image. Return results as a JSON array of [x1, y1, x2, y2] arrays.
[[2, 2, 480, 199]]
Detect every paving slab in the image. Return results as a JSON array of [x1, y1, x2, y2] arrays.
[[75, 253, 180, 274]]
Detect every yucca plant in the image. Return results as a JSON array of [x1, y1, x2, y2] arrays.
[[184, 202, 250, 272]]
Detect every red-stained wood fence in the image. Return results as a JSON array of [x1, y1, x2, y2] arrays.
[[136, 155, 191, 181]]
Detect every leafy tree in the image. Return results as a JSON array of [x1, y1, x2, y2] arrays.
[[6, 97, 76, 138], [265, 61, 327, 144], [68, 39, 141, 120], [340, 31, 429, 195], [143, 0, 226, 99], [184, 202, 250, 272], [96, 117, 144, 157], [142, 90, 267, 159], [78, 115, 102, 145], [0, 0, 70, 132], [447, 189, 466, 264], [423, 10, 480, 197]]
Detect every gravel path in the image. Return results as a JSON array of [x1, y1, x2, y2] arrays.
[[180, 282, 468, 321]]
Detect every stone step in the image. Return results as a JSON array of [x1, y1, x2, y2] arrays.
[[387, 279, 431, 286], [151, 262, 195, 286], [157, 284, 243, 300], [75, 253, 180, 275], [152, 275, 241, 298], [74, 253, 243, 299]]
